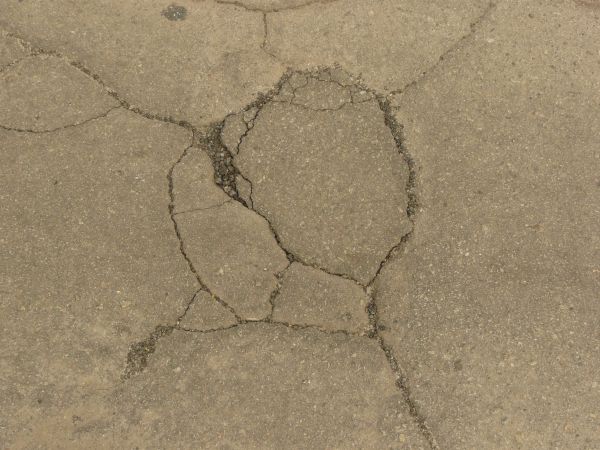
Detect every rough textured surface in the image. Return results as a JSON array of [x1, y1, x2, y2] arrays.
[[378, 0, 600, 448], [175, 201, 289, 320], [0, 0, 285, 126], [267, 0, 490, 91], [0, 55, 118, 131], [235, 74, 412, 284], [179, 290, 238, 331], [0, 30, 28, 69], [273, 262, 371, 333], [3, 0, 600, 447], [0, 109, 197, 446]]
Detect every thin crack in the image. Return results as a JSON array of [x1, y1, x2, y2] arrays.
[[3, 30, 197, 132], [389, 1, 497, 98], [260, 12, 280, 61], [174, 288, 206, 325], [172, 199, 233, 216], [266, 319, 365, 337], [0, 105, 121, 134], [167, 144, 243, 322], [0, 53, 33, 74], [265, 265, 289, 320], [176, 323, 241, 334], [215, 0, 341, 13], [366, 298, 439, 449]]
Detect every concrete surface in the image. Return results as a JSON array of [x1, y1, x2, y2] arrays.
[[1, 0, 599, 448]]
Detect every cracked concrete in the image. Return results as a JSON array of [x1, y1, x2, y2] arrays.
[[2, 0, 600, 447], [233, 70, 413, 284]]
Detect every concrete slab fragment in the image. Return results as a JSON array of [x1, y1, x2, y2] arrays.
[[235, 74, 412, 284], [175, 201, 289, 320], [178, 290, 238, 331], [273, 262, 371, 333], [18, 324, 427, 448]]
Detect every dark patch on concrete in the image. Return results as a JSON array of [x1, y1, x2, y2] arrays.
[[161, 4, 188, 20], [122, 325, 174, 379]]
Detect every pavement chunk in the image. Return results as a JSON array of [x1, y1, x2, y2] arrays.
[[32, 324, 427, 448], [235, 73, 412, 284], [273, 262, 371, 333], [178, 290, 238, 331], [175, 201, 289, 320]]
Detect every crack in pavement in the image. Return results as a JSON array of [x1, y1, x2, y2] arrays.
[[215, 0, 341, 14], [0, 105, 121, 133], [167, 145, 244, 322], [192, 68, 436, 448], [388, 1, 497, 98], [172, 200, 234, 216], [2, 29, 198, 133], [3, 30, 442, 448]]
